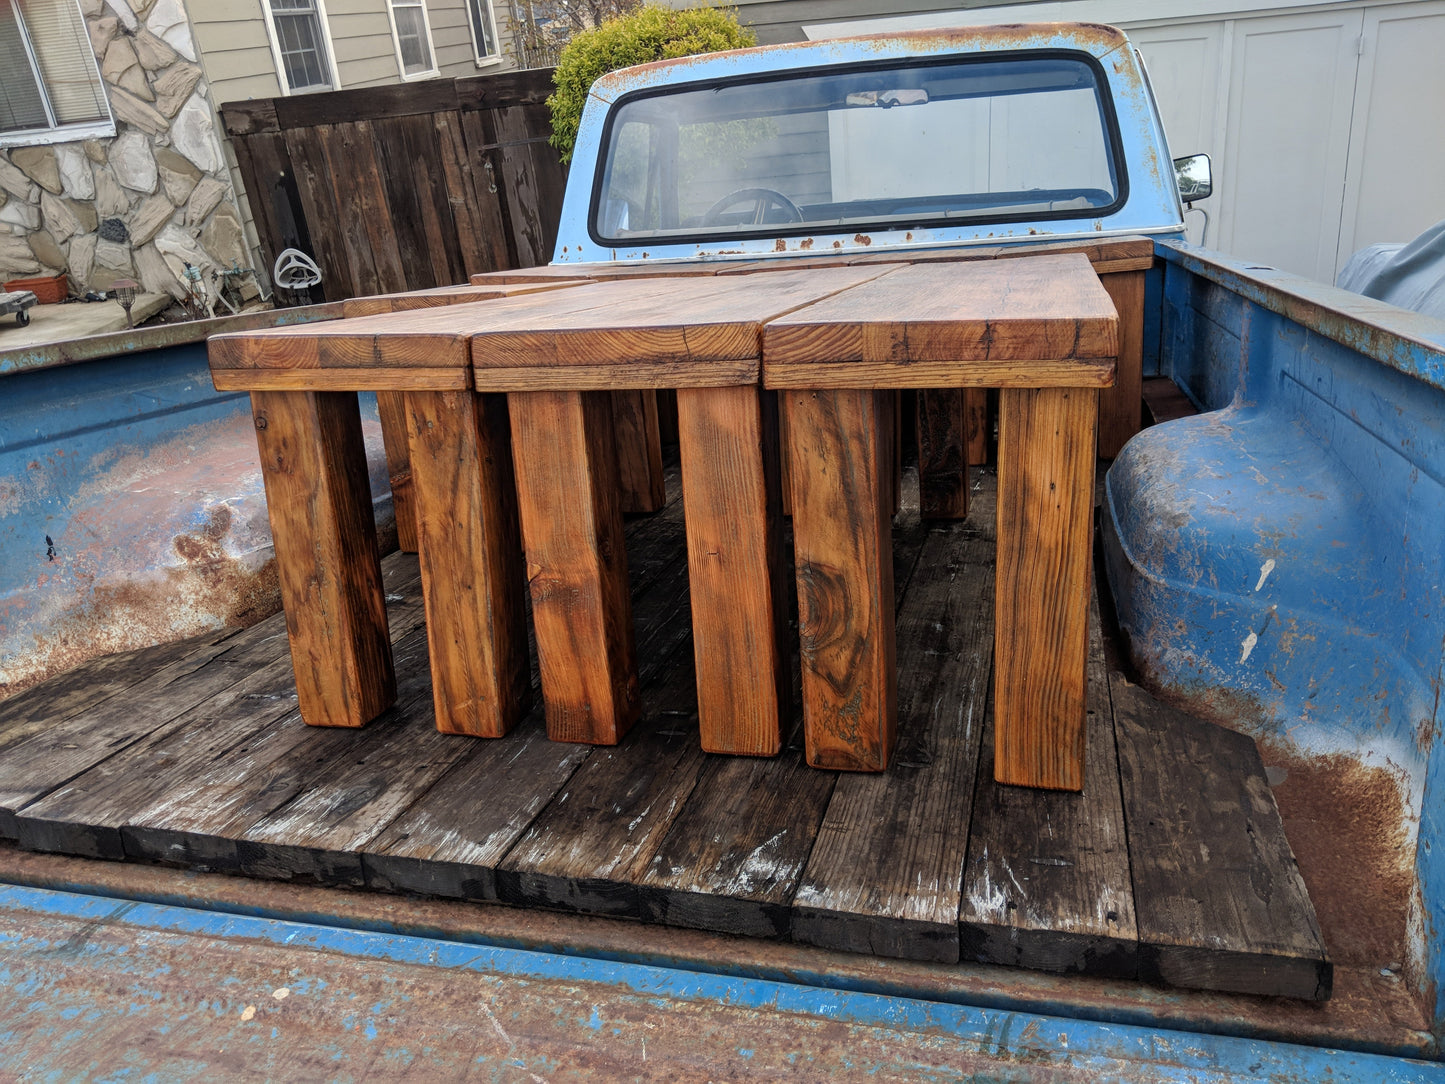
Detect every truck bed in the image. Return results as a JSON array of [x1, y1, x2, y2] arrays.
[[0, 459, 1429, 1062]]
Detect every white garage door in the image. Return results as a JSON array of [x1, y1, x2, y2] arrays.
[[808, 0, 1445, 283]]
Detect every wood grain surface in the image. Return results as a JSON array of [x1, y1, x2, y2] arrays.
[[993, 387, 1097, 790], [250, 390, 395, 729], [405, 389, 531, 737], [1112, 675, 1332, 1000], [915, 389, 969, 519], [1097, 269, 1146, 458], [676, 385, 789, 756], [469, 266, 896, 390], [793, 506, 994, 961], [762, 255, 1118, 389], [960, 601, 1137, 976], [786, 388, 897, 771], [509, 389, 638, 744]]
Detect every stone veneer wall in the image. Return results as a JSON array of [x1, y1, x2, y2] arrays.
[[0, 0, 250, 301]]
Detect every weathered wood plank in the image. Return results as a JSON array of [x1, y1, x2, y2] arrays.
[[676, 385, 789, 756], [317, 120, 409, 295], [638, 715, 835, 939], [434, 109, 509, 278], [250, 390, 395, 729], [367, 469, 694, 901], [280, 126, 355, 301], [0, 630, 234, 742], [993, 387, 1096, 790], [792, 485, 995, 962], [1112, 676, 1333, 1000], [494, 707, 708, 918], [509, 389, 639, 745], [405, 389, 531, 737], [960, 600, 1137, 978], [786, 387, 896, 771]]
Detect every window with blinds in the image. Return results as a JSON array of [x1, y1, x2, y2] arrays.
[[0, 0, 114, 145], [267, 0, 335, 93], [389, 0, 434, 77]]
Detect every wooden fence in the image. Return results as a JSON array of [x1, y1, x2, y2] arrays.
[[220, 68, 568, 303]]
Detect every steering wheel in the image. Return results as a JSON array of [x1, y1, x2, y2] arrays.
[[701, 187, 804, 226]]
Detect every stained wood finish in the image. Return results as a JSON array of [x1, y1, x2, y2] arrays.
[[762, 255, 1118, 390], [1112, 676, 1332, 1001], [374, 391, 417, 552], [251, 390, 395, 729], [793, 511, 995, 961], [405, 389, 531, 737], [1098, 270, 1146, 458], [610, 390, 666, 514], [965, 388, 990, 466], [786, 388, 897, 772], [993, 387, 1096, 790], [960, 602, 1137, 977], [468, 265, 896, 390], [676, 385, 789, 756], [915, 389, 968, 519], [509, 389, 638, 745]]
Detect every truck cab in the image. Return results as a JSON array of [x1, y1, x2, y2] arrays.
[[554, 24, 1186, 265]]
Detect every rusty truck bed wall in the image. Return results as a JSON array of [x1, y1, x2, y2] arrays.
[[1103, 239, 1445, 1036], [0, 307, 394, 699]]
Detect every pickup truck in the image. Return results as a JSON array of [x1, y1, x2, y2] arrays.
[[3, 21, 1444, 1081]]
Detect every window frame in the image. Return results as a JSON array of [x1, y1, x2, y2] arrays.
[[464, 0, 502, 67], [386, 0, 440, 80], [261, 0, 342, 96], [0, 0, 115, 148]]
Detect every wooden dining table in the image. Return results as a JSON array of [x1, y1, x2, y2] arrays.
[[207, 252, 1117, 791]]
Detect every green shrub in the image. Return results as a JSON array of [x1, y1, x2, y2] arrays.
[[548, 5, 756, 165]]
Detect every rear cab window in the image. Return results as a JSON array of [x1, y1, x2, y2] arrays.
[[591, 52, 1126, 246]]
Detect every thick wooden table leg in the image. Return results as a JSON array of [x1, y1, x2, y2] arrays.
[[676, 386, 788, 756], [405, 389, 531, 737], [251, 390, 395, 728], [916, 389, 969, 519], [1097, 270, 1144, 458], [610, 389, 666, 514], [509, 389, 639, 745], [787, 388, 897, 772], [994, 386, 1097, 791], [376, 391, 419, 552], [965, 387, 990, 465]]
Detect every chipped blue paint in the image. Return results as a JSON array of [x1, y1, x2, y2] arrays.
[[0, 882, 1440, 1081], [0, 310, 393, 696]]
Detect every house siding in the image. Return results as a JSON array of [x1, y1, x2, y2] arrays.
[[677, 0, 1053, 44]]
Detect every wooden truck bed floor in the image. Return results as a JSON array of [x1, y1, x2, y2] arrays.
[[0, 462, 1426, 1054]]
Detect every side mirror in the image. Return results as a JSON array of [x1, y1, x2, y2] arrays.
[[1174, 153, 1213, 203]]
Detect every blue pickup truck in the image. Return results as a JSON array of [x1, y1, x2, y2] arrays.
[[3, 22, 1445, 1080]]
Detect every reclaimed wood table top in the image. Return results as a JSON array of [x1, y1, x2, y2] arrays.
[[763, 254, 1119, 388], [210, 253, 1120, 393]]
